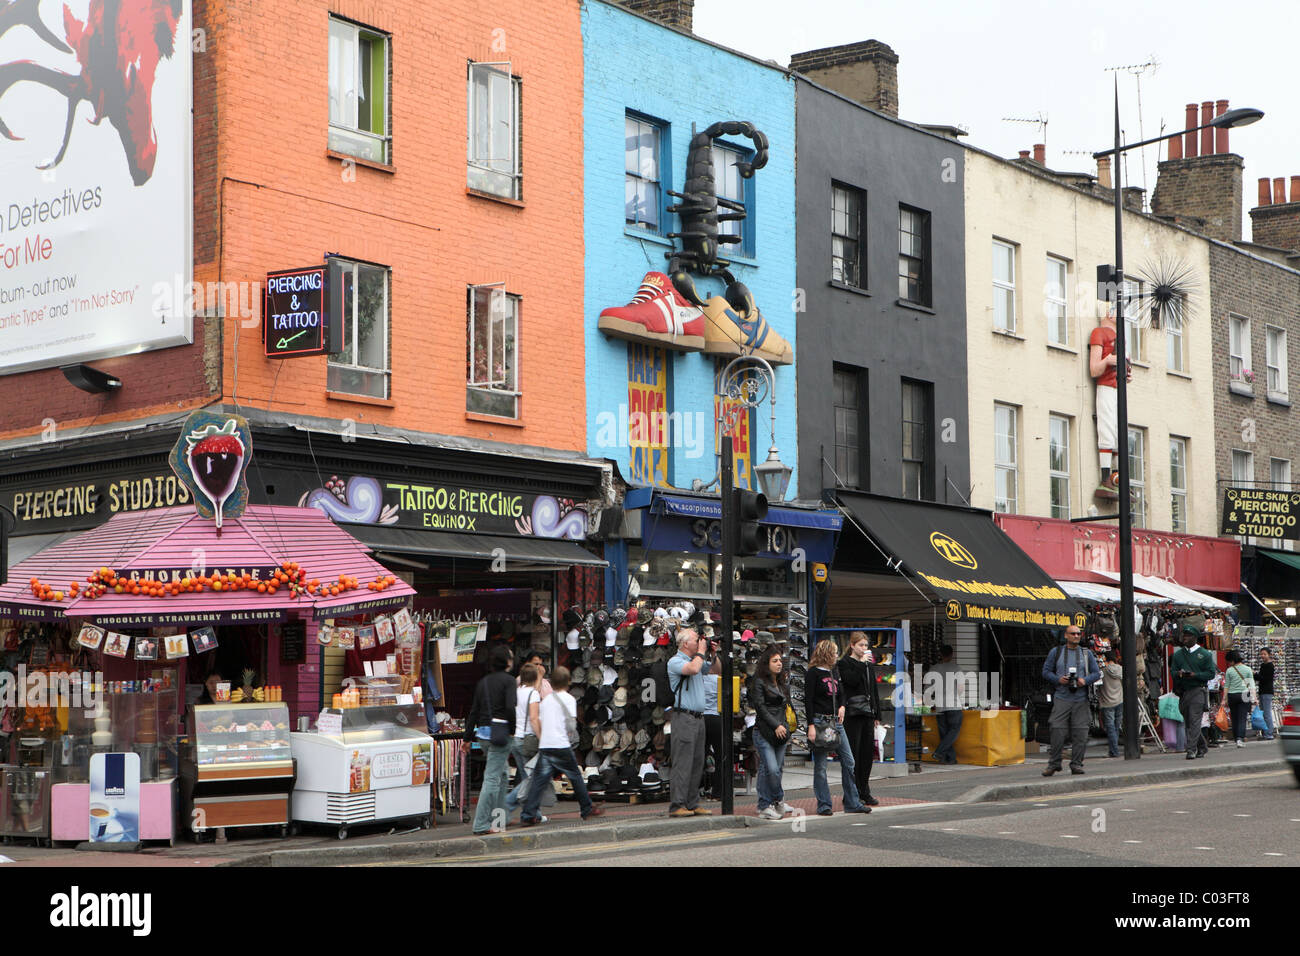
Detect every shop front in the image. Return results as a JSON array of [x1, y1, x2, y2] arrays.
[[0, 411, 423, 845], [826, 492, 1087, 768], [584, 488, 840, 789], [994, 514, 1243, 746]]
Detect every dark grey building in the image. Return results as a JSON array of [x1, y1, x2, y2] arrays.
[[791, 46, 969, 504]]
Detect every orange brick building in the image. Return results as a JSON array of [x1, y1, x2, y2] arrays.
[[2, 1, 609, 680]]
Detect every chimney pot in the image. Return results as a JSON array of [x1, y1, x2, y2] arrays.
[[1097, 156, 1112, 188], [1259, 178, 1273, 206], [1168, 132, 1183, 161], [1033, 143, 1046, 165], [1215, 100, 1229, 154], [1184, 104, 1198, 157], [1200, 102, 1214, 157], [1292, 176, 1300, 204], [1018, 150, 1030, 160], [1275, 178, 1288, 205]]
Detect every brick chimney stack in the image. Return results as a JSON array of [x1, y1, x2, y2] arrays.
[[1033, 143, 1046, 165], [789, 40, 899, 117], [1249, 175, 1300, 254], [1150, 97, 1244, 242], [618, 0, 694, 31]]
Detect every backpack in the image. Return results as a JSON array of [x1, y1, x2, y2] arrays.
[[650, 658, 674, 710]]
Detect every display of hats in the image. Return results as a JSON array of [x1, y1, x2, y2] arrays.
[[613, 686, 627, 708], [635, 728, 651, 751], [586, 666, 602, 687], [616, 667, 629, 687], [652, 706, 666, 725], [601, 664, 618, 686], [587, 773, 605, 793], [571, 665, 586, 685], [605, 626, 618, 647], [642, 625, 657, 646], [613, 647, 625, 666], [566, 628, 581, 650], [563, 608, 582, 631], [611, 606, 627, 625], [597, 684, 614, 705]]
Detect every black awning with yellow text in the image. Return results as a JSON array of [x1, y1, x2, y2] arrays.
[[836, 491, 1085, 629]]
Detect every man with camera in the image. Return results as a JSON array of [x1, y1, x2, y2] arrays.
[[1171, 623, 1216, 759], [1041, 625, 1100, 776]]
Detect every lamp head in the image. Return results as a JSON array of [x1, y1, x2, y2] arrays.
[[1210, 107, 1263, 129]]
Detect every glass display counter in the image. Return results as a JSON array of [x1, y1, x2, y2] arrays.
[[180, 703, 294, 841], [291, 703, 432, 839]]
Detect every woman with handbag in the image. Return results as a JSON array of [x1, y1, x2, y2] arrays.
[[806, 639, 869, 816], [839, 633, 882, 806], [504, 663, 544, 823], [1223, 650, 1256, 747], [750, 646, 795, 821]]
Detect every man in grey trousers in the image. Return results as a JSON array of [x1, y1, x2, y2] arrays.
[[1171, 623, 1216, 759], [1041, 624, 1100, 776], [667, 628, 713, 817]]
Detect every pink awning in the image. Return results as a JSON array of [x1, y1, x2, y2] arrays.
[[1, 506, 414, 626]]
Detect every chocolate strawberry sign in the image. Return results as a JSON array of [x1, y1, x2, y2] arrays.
[[168, 411, 253, 528]]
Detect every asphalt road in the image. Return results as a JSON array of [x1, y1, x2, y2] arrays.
[[389, 769, 1299, 868]]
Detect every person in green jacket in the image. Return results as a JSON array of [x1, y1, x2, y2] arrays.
[[1170, 624, 1217, 760]]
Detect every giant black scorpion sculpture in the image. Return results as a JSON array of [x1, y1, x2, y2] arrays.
[[665, 120, 768, 307]]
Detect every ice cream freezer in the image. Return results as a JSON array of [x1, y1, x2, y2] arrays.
[[290, 703, 433, 839]]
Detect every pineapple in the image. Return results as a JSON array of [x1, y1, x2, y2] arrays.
[[241, 668, 257, 702]]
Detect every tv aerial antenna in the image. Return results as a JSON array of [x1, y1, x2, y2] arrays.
[[1106, 56, 1160, 207], [1002, 112, 1049, 153]]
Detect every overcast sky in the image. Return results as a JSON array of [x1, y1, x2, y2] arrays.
[[694, 0, 1291, 242]]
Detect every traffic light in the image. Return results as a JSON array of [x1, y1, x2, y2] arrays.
[[732, 488, 768, 557]]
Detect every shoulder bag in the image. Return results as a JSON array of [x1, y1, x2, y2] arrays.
[[844, 660, 875, 718], [521, 689, 540, 759], [811, 668, 841, 753]]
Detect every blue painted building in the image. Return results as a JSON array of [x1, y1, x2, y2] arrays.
[[582, 0, 798, 499]]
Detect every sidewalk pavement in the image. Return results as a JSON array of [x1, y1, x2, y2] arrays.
[[0, 737, 1283, 867]]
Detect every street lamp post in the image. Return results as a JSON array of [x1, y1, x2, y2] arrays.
[[1092, 94, 1262, 759], [714, 356, 790, 814]]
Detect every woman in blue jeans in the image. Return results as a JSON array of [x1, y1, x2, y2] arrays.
[[749, 647, 794, 820], [806, 639, 869, 816]]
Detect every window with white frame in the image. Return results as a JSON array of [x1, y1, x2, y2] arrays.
[[1170, 437, 1188, 533], [1271, 457, 1291, 492], [1127, 427, 1146, 528], [1123, 279, 1145, 362], [1045, 256, 1069, 347], [1266, 325, 1288, 398], [467, 285, 520, 418], [1232, 448, 1254, 486], [625, 113, 665, 233], [993, 403, 1018, 513], [327, 259, 390, 399], [1166, 305, 1185, 373], [711, 143, 753, 258], [468, 61, 521, 199], [1049, 414, 1071, 520], [992, 240, 1016, 333], [328, 18, 390, 163], [1229, 314, 1252, 383]]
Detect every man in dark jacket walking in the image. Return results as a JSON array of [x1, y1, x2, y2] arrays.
[[1172, 624, 1217, 759], [1041, 624, 1100, 776]]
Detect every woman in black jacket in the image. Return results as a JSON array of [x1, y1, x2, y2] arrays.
[[806, 639, 869, 816], [465, 645, 517, 835], [750, 646, 793, 821], [839, 632, 882, 805]]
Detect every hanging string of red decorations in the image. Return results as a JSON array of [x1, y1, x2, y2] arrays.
[[27, 564, 400, 603]]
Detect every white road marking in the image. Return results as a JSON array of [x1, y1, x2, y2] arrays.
[[1233, 814, 1252, 817], [1061, 835, 1080, 839], [1194, 846, 1215, 850], [1265, 852, 1284, 857], [998, 831, 1016, 835], [1120, 809, 1135, 812], [1172, 810, 1191, 814], [1124, 840, 1142, 844]]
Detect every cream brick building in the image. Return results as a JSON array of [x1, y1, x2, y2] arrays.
[[964, 148, 1216, 536]]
